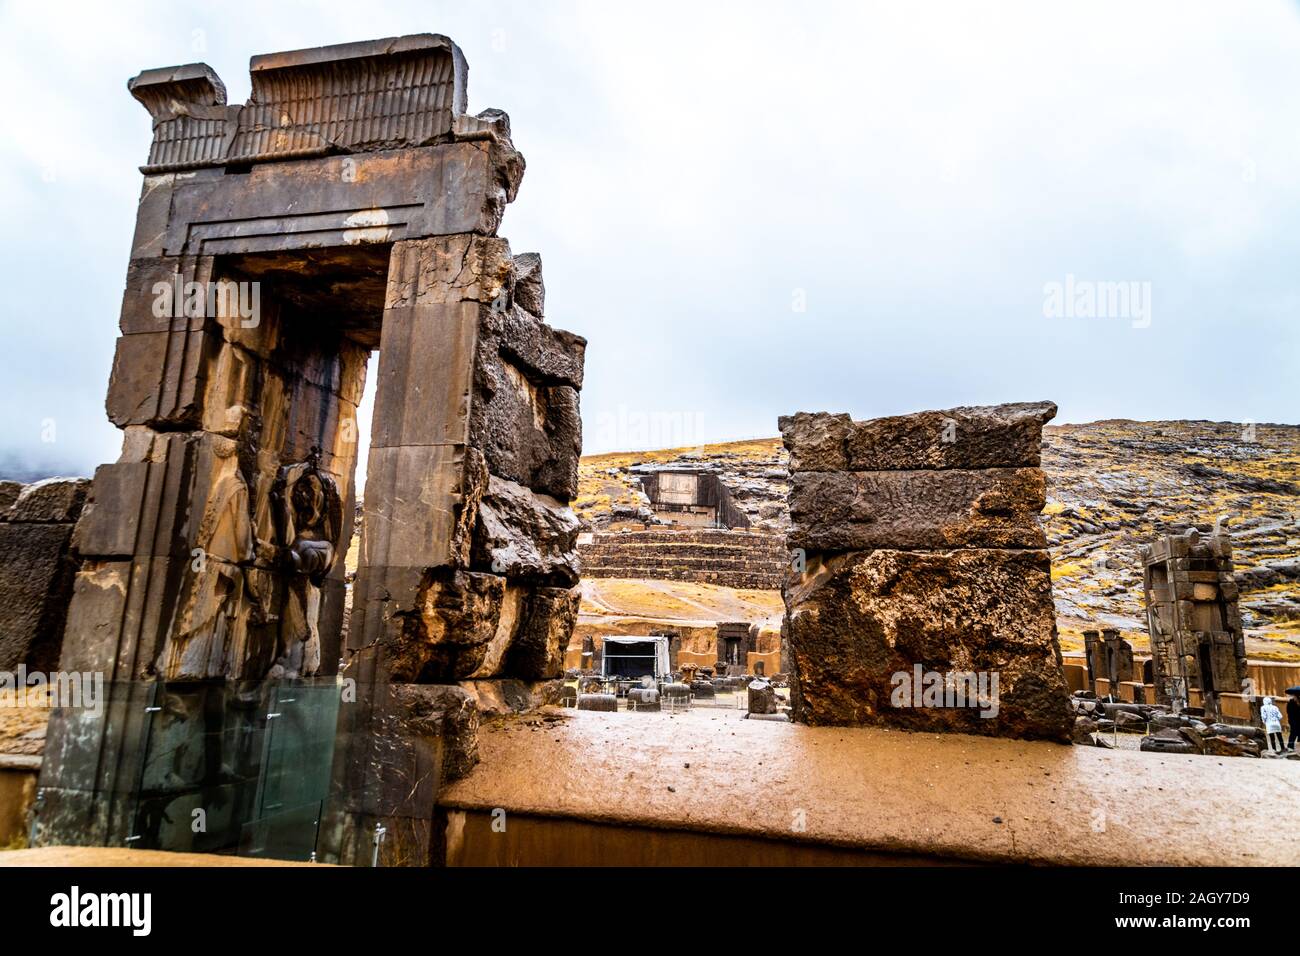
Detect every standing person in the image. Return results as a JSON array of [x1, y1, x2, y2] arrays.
[[1261, 697, 1285, 754], [1287, 691, 1300, 753]]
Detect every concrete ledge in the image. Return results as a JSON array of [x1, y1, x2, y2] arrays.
[[0, 755, 41, 772], [0, 847, 324, 867], [439, 710, 1300, 866]]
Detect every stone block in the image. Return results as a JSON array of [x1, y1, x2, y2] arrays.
[[117, 256, 216, 335], [778, 412, 851, 472], [161, 143, 513, 256], [383, 234, 512, 309], [512, 252, 545, 317], [360, 443, 485, 572], [785, 549, 1070, 741], [0, 522, 79, 670], [57, 557, 190, 679], [506, 586, 580, 680], [105, 327, 221, 429], [72, 431, 253, 562], [498, 304, 585, 388], [845, 402, 1056, 470], [1202, 735, 1259, 757], [370, 300, 478, 448], [780, 403, 1056, 474], [71, 463, 147, 558], [320, 675, 478, 866], [129, 173, 177, 259], [1140, 735, 1197, 755], [0, 480, 23, 516], [626, 687, 660, 711], [747, 678, 778, 715], [8, 478, 89, 523], [472, 474, 580, 585], [470, 334, 582, 500], [788, 467, 1047, 552], [371, 568, 515, 682]]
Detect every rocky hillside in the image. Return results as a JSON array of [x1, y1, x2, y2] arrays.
[[576, 419, 1300, 662]]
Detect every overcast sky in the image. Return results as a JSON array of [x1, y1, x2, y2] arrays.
[[2, 0, 1298, 479]]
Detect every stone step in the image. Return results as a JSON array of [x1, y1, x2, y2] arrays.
[[580, 565, 782, 589], [580, 543, 786, 561], [585, 556, 785, 572], [588, 529, 784, 546], [579, 528, 787, 589]]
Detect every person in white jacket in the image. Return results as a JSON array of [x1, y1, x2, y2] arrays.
[[1261, 697, 1285, 754]]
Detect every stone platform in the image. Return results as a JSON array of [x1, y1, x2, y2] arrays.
[[579, 528, 786, 590]]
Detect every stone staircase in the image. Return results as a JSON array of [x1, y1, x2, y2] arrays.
[[579, 528, 788, 590]]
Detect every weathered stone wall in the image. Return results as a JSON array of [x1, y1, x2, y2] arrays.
[[1141, 529, 1247, 719], [578, 528, 786, 589], [780, 403, 1071, 742], [0, 479, 88, 672]]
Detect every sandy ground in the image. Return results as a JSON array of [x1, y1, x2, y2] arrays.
[[579, 578, 784, 627]]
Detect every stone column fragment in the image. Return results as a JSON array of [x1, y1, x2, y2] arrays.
[[779, 401, 1070, 742]]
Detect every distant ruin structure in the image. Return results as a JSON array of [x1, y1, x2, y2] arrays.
[[637, 470, 749, 529], [1140, 529, 1247, 720], [1083, 627, 1135, 688], [35, 35, 585, 865], [779, 402, 1071, 741], [715, 621, 754, 669]]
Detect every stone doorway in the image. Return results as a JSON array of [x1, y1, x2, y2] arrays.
[[36, 35, 587, 866]]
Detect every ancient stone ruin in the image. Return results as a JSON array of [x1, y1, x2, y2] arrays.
[[34, 35, 585, 865], [0, 479, 89, 673], [578, 527, 786, 589], [1140, 528, 1247, 720], [779, 402, 1071, 741], [1083, 627, 1137, 693], [715, 621, 754, 670], [636, 469, 750, 528]]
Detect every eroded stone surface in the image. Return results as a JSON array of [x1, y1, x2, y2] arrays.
[[780, 402, 1056, 473], [473, 475, 580, 586], [777, 412, 851, 472], [788, 467, 1047, 552], [786, 549, 1070, 740], [507, 587, 581, 680]]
